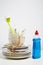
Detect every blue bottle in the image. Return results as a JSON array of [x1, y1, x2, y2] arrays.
[[32, 30, 41, 59]]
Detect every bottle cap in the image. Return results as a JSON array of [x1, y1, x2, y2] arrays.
[[35, 30, 39, 35]]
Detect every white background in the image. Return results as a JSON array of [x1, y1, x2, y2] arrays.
[[0, 0, 43, 65], [0, 0, 43, 49], [0, 0, 43, 47]]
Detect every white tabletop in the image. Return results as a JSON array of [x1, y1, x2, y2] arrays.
[[0, 50, 43, 65]]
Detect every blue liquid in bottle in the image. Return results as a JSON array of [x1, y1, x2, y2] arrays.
[[32, 30, 41, 59]]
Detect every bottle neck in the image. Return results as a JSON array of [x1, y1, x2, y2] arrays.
[[34, 35, 40, 39]]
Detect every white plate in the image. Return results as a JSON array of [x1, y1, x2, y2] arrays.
[[3, 52, 31, 59]]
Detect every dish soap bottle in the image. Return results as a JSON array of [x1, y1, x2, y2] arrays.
[[32, 30, 41, 59]]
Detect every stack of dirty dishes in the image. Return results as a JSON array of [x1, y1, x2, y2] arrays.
[[2, 30, 31, 59]]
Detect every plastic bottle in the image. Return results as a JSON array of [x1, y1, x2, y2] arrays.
[[32, 30, 41, 59]]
